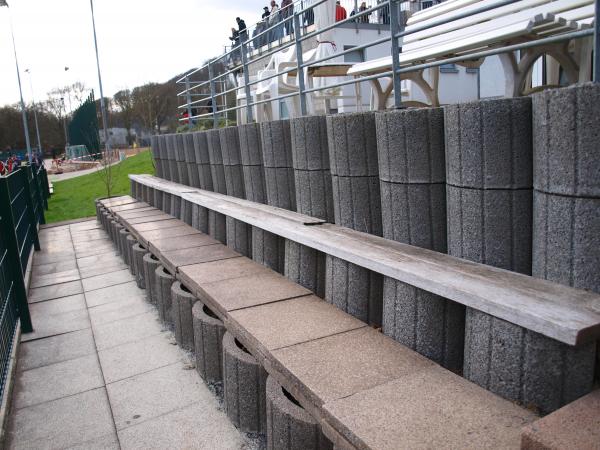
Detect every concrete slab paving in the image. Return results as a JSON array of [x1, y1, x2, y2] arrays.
[[92, 311, 164, 351], [84, 281, 145, 308], [149, 233, 219, 254], [76, 252, 123, 268], [88, 296, 153, 327], [32, 252, 76, 266], [29, 269, 81, 289], [27, 280, 84, 303], [28, 294, 87, 316], [82, 269, 135, 292], [21, 308, 91, 342], [79, 262, 129, 280], [31, 259, 78, 277], [161, 244, 240, 274]]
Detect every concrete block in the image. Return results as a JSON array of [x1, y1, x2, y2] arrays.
[[266, 375, 332, 450], [210, 164, 227, 195], [192, 131, 214, 191], [162, 192, 171, 215], [157, 134, 167, 160], [252, 227, 285, 274], [174, 133, 186, 162], [153, 190, 163, 211], [142, 252, 160, 305], [192, 301, 226, 383], [325, 255, 383, 326], [290, 115, 330, 171], [191, 203, 209, 234], [532, 83, 600, 196], [261, 119, 293, 169], [376, 107, 446, 183], [185, 134, 201, 188], [326, 112, 379, 177], [108, 220, 117, 244], [464, 308, 596, 414], [130, 179, 137, 200], [198, 164, 214, 192], [126, 235, 137, 276], [532, 190, 600, 293], [223, 331, 267, 433], [226, 217, 252, 257], [155, 265, 175, 326], [206, 129, 223, 164], [444, 97, 532, 189], [264, 167, 296, 211], [331, 175, 382, 235], [238, 123, 264, 166], [294, 169, 334, 222], [223, 165, 246, 199], [383, 278, 465, 371], [447, 185, 532, 273], [114, 223, 124, 255], [208, 210, 227, 244], [170, 196, 182, 219], [284, 240, 326, 298], [242, 165, 267, 204], [180, 199, 193, 225], [171, 281, 197, 351], [168, 160, 179, 183], [177, 161, 190, 186], [219, 126, 243, 166], [132, 243, 148, 290], [119, 229, 131, 266]]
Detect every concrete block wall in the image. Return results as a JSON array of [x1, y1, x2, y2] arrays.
[[326, 112, 383, 326], [175, 134, 190, 186], [375, 108, 463, 371], [192, 131, 214, 191], [150, 135, 163, 179], [183, 133, 200, 188], [206, 129, 228, 243]]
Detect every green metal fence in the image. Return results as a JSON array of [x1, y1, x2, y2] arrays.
[[0, 163, 49, 402]]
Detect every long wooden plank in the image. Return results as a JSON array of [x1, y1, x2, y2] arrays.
[[129, 174, 600, 346]]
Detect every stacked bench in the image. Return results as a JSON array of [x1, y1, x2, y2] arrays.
[[96, 183, 599, 449]]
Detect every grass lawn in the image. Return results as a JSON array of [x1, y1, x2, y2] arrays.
[[46, 150, 155, 223]]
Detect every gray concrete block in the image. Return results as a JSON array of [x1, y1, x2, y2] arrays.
[[223, 331, 267, 433], [208, 211, 227, 244], [119, 230, 131, 266], [171, 281, 197, 351], [464, 308, 596, 415], [266, 375, 332, 450], [170, 196, 182, 219], [153, 190, 163, 211], [242, 165, 267, 204], [444, 97, 532, 189], [193, 131, 214, 191], [376, 107, 446, 183], [446, 185, 532, 274], [284, 240, 326, 298], [239, 123, 264, 166], [150, 135, 159, 159], [158, 135, 167, 160], [532, 191, 600, 294], [180, 199, 193, 225], [210, 164, 227, 195], [224, 165, 246, 199], [264, 167, 296, 211], [187, 161, 200, 189], [114, 223, 124, 255], [183, 133, 195, 164], [132, 243, 148, 290], [325, 255, 382, 326], [155, 265, 175, 326], [177, 161, 190, 186], [127, 235, 137, 276], [383, 277, 464, 371], [326, 112, 379, 177], [252, 227, 285, 273], [198, 163, 214, 191], [290, 115, 330, 171], [206, 129, 223, 165], [168, 160, 179, 183], [162, 192, 172, 215], [226, 217, 252, 257], [331, 175, 382, 236], [220, 126, 243, 166], [380, 182, 447, 251], [130, 179, 137, 200], [191, 203, 209, 234], [192, 301, 226, 383], [261, 119, 293, 168], [142, 252, 160, 305], [294, 169, 334, 222], [174, 133, 186, 162], [532, 83, 600, 196]]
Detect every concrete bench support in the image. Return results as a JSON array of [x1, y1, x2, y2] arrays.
[[192, 131, 214, 191], [126, 235, 137, 276], [376, 107, 463, 371], [326, 112, 383, 325], [266, 376, 332, 450], [119, 229, 131, 266], [171, 281, 197, 351], [191, 203, 209, 234], [180, 198, 193, 226], [113, 223, 124, 254], [193, 302, 226, 383], [175, 134, 189, 186], [223, 331, 267, 433], [132, 243, 148, 289], [207, 129, 228, 244], [183, 133, 200, 188], [166, 134, 179, 183], [161, 192, 172, 216], [155, 265, 175, 327], [143, 252, 160, 305]]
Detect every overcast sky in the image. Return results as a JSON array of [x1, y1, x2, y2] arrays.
[[0, 0, 269, 107]]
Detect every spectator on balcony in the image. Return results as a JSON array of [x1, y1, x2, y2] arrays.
[[336, 1, 347, 21], [269, 1, 283, 43], [359, 2, 371, 23], [262, 6, 270, 19], [377, 0, 390, 24], [236, 17, 248, 42], [281, 0, 294, 35]]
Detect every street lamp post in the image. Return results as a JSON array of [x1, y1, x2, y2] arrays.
[[1, 0, 33, 163], [25, 69, 43, 156], [60, 97, 69, 149]]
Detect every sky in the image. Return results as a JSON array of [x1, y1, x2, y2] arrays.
[[0, 0, 269, 108]]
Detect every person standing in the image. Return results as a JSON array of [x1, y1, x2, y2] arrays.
[[281, 0, 294, 35], [236, 17, 248, 42], [269, 1, 282, 43], [336, 1, 347, 21]]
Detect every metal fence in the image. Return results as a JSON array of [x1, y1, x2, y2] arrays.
[[177, 0, 600, 127], [0, 163, 49, 402]]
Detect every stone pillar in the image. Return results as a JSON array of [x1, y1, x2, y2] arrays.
[[207, 129, 227, 244], [175, 134, 190, 186], [326, 112, 383, 326], [220, 126, 251, 257], [183, 133, 200, 188], [375, 108, 463, 371], [166, 134, 179, 182], [142, 253, 160, 305], [114, 223, 124, 255], [288, 116, 334, 298], [162, 192, 172, 217], [193, 131, 214, 191], [192, 302, 226, 383], [223, 332, 267, 433], [155, 265, 175, 327], [171, 281, 197, 351], [126, 235, 138, 276], [132, 243, 147, 289], [150, 135, 163, 179], [119, 229, 131, 266], [266, 376, 332, 450]]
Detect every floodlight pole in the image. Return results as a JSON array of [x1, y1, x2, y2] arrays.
[[2, 1, 32, 163], [25, 69, 43, 156]]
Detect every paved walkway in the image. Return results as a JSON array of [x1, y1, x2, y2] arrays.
[[7, 219, 255, 450]]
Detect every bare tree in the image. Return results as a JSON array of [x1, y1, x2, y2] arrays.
[[113, 89, 134, 145]]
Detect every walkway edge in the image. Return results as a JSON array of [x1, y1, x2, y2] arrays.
[[0, 321, 21, 450]]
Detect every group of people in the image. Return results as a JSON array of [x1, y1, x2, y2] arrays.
[[336, 1, 391, 25], [0, 153, 23, 176]]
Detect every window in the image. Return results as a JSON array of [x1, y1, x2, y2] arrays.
[[344, 45, 365, 63], [440, 63, 459, 73]]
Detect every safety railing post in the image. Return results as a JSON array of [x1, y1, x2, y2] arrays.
[[594, 0, 599, 82], [389, 0, 405, 109], [21, 167, 41, 250], [208, 62, 219, 129], [294, 11, 308, 116], [34, 166, 46, 224], [241, 41, 254, 123], [185, 75, 194, 131], [0, 175, 33, 333]]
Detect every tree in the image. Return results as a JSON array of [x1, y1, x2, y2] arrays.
[[131, 82, 177, 134], [113, 89, 134, 145]]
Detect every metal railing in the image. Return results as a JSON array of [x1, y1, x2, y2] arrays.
[[0, 163, 49, 402], [177, 0, 600, 127]]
